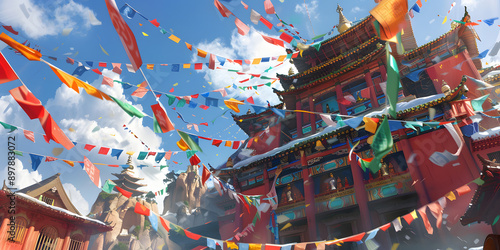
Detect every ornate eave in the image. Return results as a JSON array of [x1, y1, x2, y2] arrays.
[[276, 44, 385, 95]]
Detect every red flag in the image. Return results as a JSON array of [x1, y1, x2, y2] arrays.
[[199, 105, 209, 110], [260, 17, 273, 29], [402, 212, 415, 225], [209, 54, 216, 70], [83, 156, 101, 187], [0, 52, 18, 84], [151, 103, 175, 133], [84, 144, 96, 151], [427, 201, 443, 228], [200, 122, 208, 126], [238, 194, 250, 213], [98, 62, 107, 67], [98, 147, 110, 155], [246, 96, 254, 104], [379, 222, 391, 231], [2, 26, 18, 35], [184, 229, 202, 240], [264, 0, 275, 14], [202, 165, 211, 186], [116, 186, 132, 198], [149, 19, 160, 27], [212, 139, 222, 147], [189, 154, 201, 165], [232, 141, 240, 149], [456, 184, 471, 196], [160, 217, 170, 232], [279, 32, 294, 43], [235, 18, 250, 36], [105, 0, 142, 71], [23, 130, 35, 142], [9, 86, 74, 150], [92, 68, 102, 75], [102, 76, 114, 87], [45, 156, 58, 162], [134, 202, 151, 216], [214, 0, 232, 17], [131, 87, 148, 98], [165, 150, 172, 160], [418, 207, 433, 234]]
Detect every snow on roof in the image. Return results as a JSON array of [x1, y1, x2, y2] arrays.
[[471, 126, 500, 141], [232, 93, 445, 169], [365, 93, 444, 117], [16, 192, 107, 226]]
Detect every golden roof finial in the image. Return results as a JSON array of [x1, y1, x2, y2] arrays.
[[337, 4, 352, 34]]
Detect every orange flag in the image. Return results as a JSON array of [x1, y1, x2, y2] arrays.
[[115, 186, 132, 198], [134, 202, 151, 216], [0, 33, 41, 61], [369, 0, 408, 40], [224, 98, 244, 113], [160, 217, 170, 232]]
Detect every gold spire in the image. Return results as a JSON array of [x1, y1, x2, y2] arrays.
[[337, 4, 352, 34]]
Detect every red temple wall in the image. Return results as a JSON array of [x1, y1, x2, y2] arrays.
[[405, 126, 481, 202]]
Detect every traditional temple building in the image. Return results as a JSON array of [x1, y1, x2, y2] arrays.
[[0, 173, 111, 250], [211, 3, 500, 247], [111, 155, 147, 197]]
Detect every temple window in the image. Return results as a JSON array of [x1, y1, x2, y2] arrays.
[[35, 226, 59, 250], [69, 234, 84, 250], [6, 216, 27, 243], [39, 194, 54, 206]]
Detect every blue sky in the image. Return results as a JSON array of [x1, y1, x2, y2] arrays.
[[0, 0, 499, 215]]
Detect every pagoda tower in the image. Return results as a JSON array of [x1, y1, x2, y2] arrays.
[[336, 4, 352, 34], [111, 155, 147, 197]]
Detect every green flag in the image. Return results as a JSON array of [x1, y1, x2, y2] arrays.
[[386, 44, 400, 118], [110, 96, 145, 118], [137, 151, 148, 160], [471, 94, 489, 112], [160, 165, 168, 170], [312, 42, 322, 51], [165, 94, 176, 106], [13, 150, 23, 156], [176, 99, 186, 108], [368, 116, 393, 173], [186, 150, 198, 159], [178, 130, 203, 152], [102, 180, 117, 194], [0, 121, 17, 132], [335, 116, 346, 128], [153, 117, 162, 133], [404, 121, 423, 131]]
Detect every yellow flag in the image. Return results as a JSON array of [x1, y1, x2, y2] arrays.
[[177, 139, 189, 151], [225, 140, 232, 147], [281, 223, 292, 231], [363, 117, 378, 133], [168, 34, 180, 43], [252, 58, 261, 64], [445, 191, 456, 201], [183, 64, 191, 68], [224, 98, 244, 113], [249, 244, 261, 250], [100, 44, 110, 56], [226, 241, 238, 249], [410, 210, 418, 219], [147, 64, 154, 70], [142, 32, 149, 36], [0, 32, 42, 61], [442, 16, 447, 24]]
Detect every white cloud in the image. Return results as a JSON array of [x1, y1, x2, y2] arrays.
[[63, 182, 89, 215], [192, 28, 293, 106], [295, 0, 319, 20], [0, 0, 101, 38], [429, 19, 435, 24], [425, 35, 431, 41], [1, 159, 42, 190], [351, 7, 363, 13]]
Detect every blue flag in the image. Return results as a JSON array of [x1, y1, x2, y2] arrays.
[[148, 214, 159, 231], [171, 64, 180, 72], [30, 154, 44, 171], [110, 149, 123, 159], [119, 4, 136, 19]]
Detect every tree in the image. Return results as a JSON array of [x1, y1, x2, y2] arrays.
[[145, 191, 156, 204]]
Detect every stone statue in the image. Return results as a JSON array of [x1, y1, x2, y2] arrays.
[[286, 184, 293, 202], [328, 173, 337, 190]]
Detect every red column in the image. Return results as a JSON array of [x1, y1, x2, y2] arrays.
[[61, 226, 72, 250], [301, 154, 317, 241], [349, 153, 372, 232], [296, 101, 303, 138], [396, 131, 431, 206], [336, 84, 347, 115], [0, 218, 9, 249], [308, 96, 316, 134], [379, 63, 387, 82], [365, 71, 379, 108], [21, 226, 35, 250]]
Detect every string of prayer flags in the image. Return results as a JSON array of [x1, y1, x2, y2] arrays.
[[214, 0, 232, 18], [105, 0, 142, 71], [178, 130, 203, 152], [110, 96, 145, 118], [10, 85, 74, 150]]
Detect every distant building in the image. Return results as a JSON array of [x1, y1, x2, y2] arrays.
[[211, 4, 500, 247], [111, 155, 147, 197], [0, 173, 111, 250]]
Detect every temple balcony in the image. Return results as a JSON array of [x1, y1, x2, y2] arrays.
[[276, 200, 307, 221], [314, 187, 357, 213], [446, 98, 475, 120], [364, 172, 415, 202]]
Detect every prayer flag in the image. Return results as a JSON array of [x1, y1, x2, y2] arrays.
[[98, 147, 110, 155], [189, 154, 201, 165], [10, 86, 74, 150], [418, 207, 433, 234], [235, 18, 250, 36], [212, 139, 222, 147], [214, 0, 232, 17], [24, 129, 35, 142], [260, 17, 273, 29], [160, 217, 170, 232], [149, 214, 159, 232], [197, 49, 208, 58], [224, 98, 244, 112], [102, 180, 117, 193], [184, 229, 202, 240], [369, 0, 408, 40], [0, 52, 18, 84], [250, 10, 261, 24], [456, 184, 471, 196], [178, 130, 203, 152], [241, 1, 248, 9], [0, 33, 41, 61], [110, 96, 145, 118], [279, 33, 294, 43], [202, 165, 211, 186], [264, 0, 275, 14], [115, 186, 132, 198], [387, 49, 400, 118], [137, 151, 148, 160], [149, 18, 160, 27], [105, 0, 142, 71], [368, 116, 393, 173], [30, 154, 44, 171], [209, 54, 216, 70], [134, 202, 151, 216], [111, 149, 123, 159], [2, 26, 18, 35], [471, 94, 489, 112], [84, 156, 101, 187], [151, 103, 175, 133]]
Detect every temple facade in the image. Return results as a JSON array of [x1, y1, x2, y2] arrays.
[[0, 173, 111, 250], [212, 4, 500, 247]]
